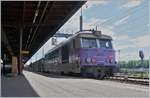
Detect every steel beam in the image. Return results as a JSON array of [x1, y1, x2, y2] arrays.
[[1, 28, 13, 56], [18, 26, 23, 74], [18, 2, 25, 74], [27, 1, 50, 49]]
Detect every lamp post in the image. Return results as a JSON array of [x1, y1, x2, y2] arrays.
[[79, 4, 88, 31], [80, 7, 83, 31]]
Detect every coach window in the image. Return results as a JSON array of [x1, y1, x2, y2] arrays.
[[82, 38, 97, 48]]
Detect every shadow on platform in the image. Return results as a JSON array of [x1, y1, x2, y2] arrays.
[[1, 74, 39, 97], [29, 71, 92, 79], [32, 71, 81, 79]]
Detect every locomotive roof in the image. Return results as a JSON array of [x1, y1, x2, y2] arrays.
[[45, 30, 112, 55]]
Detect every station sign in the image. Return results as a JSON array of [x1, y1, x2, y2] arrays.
[[21, 50, 29, 54]]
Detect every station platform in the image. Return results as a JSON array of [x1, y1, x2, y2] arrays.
[[1, 71, 149, 97], [1, 73, 39, 97]]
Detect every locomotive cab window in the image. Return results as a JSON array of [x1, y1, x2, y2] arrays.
[[81, 38, 97, 48], [99, 39, 112, 49]]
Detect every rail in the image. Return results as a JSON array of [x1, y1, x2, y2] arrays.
[[106, 75, 149, 86]]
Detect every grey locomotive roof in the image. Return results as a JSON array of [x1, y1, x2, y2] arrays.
[[45, 30, 112, 55]]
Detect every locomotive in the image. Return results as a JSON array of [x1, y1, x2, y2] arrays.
[[29, 30, 118, 79]]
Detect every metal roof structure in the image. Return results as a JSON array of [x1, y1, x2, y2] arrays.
[[1, 1, 85, 63]]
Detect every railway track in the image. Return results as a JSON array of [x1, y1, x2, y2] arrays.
[[28, 71, 149, 86], [70, 73, 149, 86], [106, 75, 149, 86]]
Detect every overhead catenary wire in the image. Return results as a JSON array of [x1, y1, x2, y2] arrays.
[[89, 5, 146, 31], [101, 14, 147, 33], [98, 6, 146, 27], [90, 6, 147, 35], [116, 16, 146, 33]]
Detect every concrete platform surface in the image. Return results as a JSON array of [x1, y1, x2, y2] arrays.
[[1, 73, 39, 97], [24, 71, 149, 97]]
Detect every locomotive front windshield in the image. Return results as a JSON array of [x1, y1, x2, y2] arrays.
[[81, 38, 112, 49], [82, 38, 97, 48], [99, 39, 112, 49]]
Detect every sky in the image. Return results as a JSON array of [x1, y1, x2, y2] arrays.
[[26, 0, 149, 65]]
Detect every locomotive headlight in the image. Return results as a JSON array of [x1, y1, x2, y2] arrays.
[[109, 58, 113, 63], [75, 56, 80, 64], [86, 57, 91, 63], [111, 59, 113, 63], [91, 58, 96, 63]]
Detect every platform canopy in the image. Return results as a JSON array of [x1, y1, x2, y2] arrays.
[[1, 1, 85, 63]]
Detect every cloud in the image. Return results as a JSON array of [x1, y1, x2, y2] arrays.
[[101, 27, 114, 36], [83, 1, 109, 10], [59, 1, 110, 34], [82, 17, 114, 36], [60, 13, 114, 38], [114, 43, 133, 50], [115, 46, 149, 61], [122, 0, 142, 8], [114, 33, 150, 50], [83, 17, 108, 27], [113, 35, 129, 41], [88, 18, 103, 24], [59, 11, 110, 35], [129, 34, 150, 48], [114, 16, 130, 26], [117, 51, 140, 61]]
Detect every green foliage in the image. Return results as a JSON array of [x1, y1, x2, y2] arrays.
[[118, 60, 149, 68]]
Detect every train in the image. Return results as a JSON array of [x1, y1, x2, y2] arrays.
[[28, 30, 118, 79]]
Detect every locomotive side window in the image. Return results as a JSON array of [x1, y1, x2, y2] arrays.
[[81, 38, 97, 48], [99, 39, 112, 49]]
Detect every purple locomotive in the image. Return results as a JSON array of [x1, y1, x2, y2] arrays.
[[31, 30, 118, 79]]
